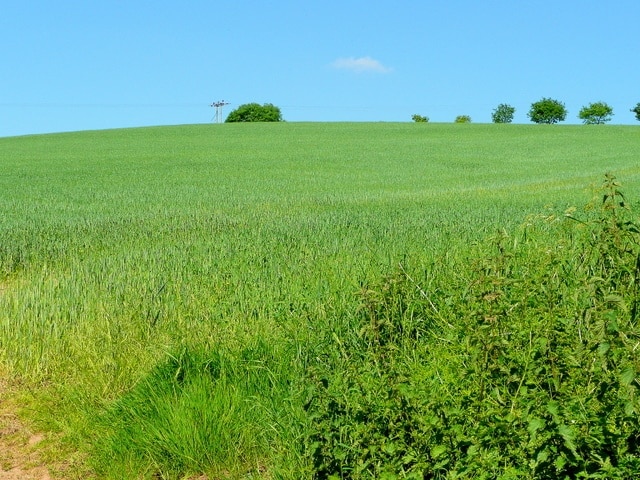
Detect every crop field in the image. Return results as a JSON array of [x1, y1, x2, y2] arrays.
[[1, 123, 640, 478]]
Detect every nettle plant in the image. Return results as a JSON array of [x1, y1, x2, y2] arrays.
[[304, 173, 640, 479]]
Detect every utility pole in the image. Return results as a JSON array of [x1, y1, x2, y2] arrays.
[[210, 100, 230, 123]]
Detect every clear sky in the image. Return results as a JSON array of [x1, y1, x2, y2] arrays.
[[2, 1, 639, 137]]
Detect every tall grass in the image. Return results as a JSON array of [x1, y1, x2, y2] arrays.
[[0, 123, 639, 477]]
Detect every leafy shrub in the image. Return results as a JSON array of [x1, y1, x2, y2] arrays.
[[528, 98, 567, 124], [579, 102, 614, 124], [492, 104, 516, 123], [412, 114, 429, 123], [225, 103, 283, 122], [455, 115, 472, 123], [631, 103, 640, 122], [304, 174, 640, 478]]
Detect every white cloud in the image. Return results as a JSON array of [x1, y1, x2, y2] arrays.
[[331, 56, 392, 73]]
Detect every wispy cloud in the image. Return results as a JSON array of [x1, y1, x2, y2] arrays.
[[331, 56, 392, 73]]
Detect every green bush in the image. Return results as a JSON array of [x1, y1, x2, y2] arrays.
[[304, 174, 640, 479], [492, 104, 516, 123], [631, 103, 640, 122], [455, 115, 472, 123], [528, 98, 567, 124], [412, 114, 429, 123], [225, 102, 283, 122], [579, 102, 614, 124]]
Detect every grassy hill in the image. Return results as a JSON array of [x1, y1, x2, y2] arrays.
[[1, 123, 640, 478]]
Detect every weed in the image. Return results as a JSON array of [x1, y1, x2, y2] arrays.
[[304, 174, 640, 478]]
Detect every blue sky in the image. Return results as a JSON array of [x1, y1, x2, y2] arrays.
[[2, 1, 639, 137]]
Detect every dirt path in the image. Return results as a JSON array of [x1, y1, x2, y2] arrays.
[[0, 279, 53, 478], [0, 377, 53, 480]]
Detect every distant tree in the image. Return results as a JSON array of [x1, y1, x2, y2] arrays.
[[491, 104, 515, 123], [578, 102, 613, 124], [454, 115, 471, 123], [225, 103, 283, 122], [411, 114, 429, 123], [528, 98, 567, 124], [631, 103, 640, 122]]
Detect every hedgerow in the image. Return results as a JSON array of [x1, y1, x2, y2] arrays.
[[304, 174, 640, 479]]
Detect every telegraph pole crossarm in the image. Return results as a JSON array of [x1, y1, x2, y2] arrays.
[[210, 100, 230, 123]]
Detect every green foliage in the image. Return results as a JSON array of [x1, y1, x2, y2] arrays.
[[492, 103, 516, 123], [304, 174, 640, 478], [528, 97, 567, 124], [225, 102, 283, 122], [92, 342, 297, 479], [631, 103, 640, 122], [579, 101, 614, 124], [454, 115, 472, 123], [411, 114, 429, 123]]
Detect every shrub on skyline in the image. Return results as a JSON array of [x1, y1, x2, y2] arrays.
[[454, 115, 471, 123], [578, 101, 614, 124], [632, 103, 640, 122], [225, 103, 283, 122], [411, 114, 429, 123], [491, 103, 515, 123], [528, 97, 567, 124]]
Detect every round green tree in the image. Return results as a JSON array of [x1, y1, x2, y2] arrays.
[[491, 103, 515, 123], [225, 103, 283, 122], [631, 102, 640, 122], [528, 97, 567, 124], [578, 101, 613, 124]]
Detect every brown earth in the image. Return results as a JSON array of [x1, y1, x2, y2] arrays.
[[1, 279, 55, 478], [0, 377, 53, 480], [0, 280, 52, 478]]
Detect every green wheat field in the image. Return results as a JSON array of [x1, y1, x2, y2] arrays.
[[1, 123, 640, 479]]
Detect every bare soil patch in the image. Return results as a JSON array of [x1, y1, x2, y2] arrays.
[[0, 279, 56, 479], [0, 375, 97, 480], [0, 377, 53, 479]]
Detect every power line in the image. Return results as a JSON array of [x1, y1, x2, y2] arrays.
[[0, 102, 206, 108], [210, 100, 230, 123]]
